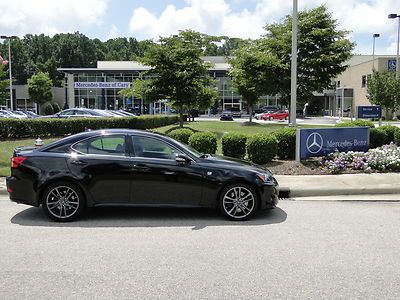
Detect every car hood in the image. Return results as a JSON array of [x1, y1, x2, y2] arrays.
[[199, 155, 273, 175]]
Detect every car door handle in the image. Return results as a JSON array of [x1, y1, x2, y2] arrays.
[[132, 164, 150, 172], [71, 160, 87, 166]]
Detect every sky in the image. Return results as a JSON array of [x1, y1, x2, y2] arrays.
[[0, 0, 399, 55]]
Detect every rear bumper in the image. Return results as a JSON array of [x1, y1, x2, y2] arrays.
[[6, 176, 39, 207]]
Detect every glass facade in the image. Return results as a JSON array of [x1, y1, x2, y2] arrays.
[[69, 70, 280, 114]]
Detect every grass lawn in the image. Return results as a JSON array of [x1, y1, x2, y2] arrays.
[[0, 138, 57, 177]]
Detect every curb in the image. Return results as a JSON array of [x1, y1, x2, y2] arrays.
[[279, 187, 400, 198]]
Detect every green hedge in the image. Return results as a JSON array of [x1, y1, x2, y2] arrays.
[[167, 128, 194, 144], [273, 127, 296, 159], [188, 132, 217, 154], [378, 125, 400, 145], [0, 115, 180, 139], [247, 134, 278, 164], [370, 128, 388, 148], [335, 120, 375, 128], [221, 133, 247, 159]]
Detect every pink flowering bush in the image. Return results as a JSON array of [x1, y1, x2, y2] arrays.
[[322, 143, 400, 174]]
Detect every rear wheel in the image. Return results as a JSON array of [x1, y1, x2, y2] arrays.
[[219, 183, 258, 221], [42, 181, 85, 222]]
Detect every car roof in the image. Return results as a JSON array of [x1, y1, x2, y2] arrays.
[[40, 129, 168, 151]]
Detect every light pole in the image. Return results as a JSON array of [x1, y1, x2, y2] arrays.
[[289, 0, 298, 126], [388, 14, 400, 78], [372, 33, 380, 71], [0, 35, 17, 110]]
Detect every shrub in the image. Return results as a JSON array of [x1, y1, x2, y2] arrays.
[[0, 115, 180, 139], [188, 132, 217, 154], [378, 125, 400, 144], [335, 120, 375, 128], [52, 102, 61, 113], [221, 133, 247, 159], [369, 128, 388, 149], [168, 128, 194, 144], [395, 129, 400, 145], [246, 134, 278, 164], [41, 102, 54, 115], [273, 127, 296, 159]]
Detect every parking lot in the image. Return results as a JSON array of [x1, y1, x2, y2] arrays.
[[1, 195, 399, 299]]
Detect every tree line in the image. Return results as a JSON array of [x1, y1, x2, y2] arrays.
[[0, 32, 246, 88]]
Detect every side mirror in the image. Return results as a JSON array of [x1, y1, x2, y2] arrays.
[[176, 153, 191, 164]]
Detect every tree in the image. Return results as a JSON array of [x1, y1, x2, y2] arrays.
[[260, 5, 354, 107], [28, 72, 53, 113], [367, 71, 400, 118], [139, 30, 217, 127], [229, 42, 281, 123], [0, 64, 10, 105]]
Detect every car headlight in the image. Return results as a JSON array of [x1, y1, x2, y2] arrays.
[[256, 173, 275, 185]]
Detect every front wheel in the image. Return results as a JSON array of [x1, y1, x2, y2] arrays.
[[42, 181, 85, 222], [219, 184, 258, 221]]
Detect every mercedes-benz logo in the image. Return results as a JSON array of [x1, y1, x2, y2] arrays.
[[306, 132, 323, 154]]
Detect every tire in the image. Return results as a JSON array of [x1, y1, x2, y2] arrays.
[[218, 183, 259, 221], [41, 181, 85, 222], [285, 116, 288, 120], [269, 116, 274, 121]]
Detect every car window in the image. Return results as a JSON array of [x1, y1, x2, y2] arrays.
[[75, 110, 88, 116], [60, 110, 75, 116], [72, 135, 126, 156], [132, 136, 182, 160]]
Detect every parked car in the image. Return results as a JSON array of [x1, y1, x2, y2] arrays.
[[0, 110, 11, 118], [231, 109, 242, 118], [220, 110, 234, 121], [21, 110, 39, 118], [253, 106, 279, 115], [11, 111, 29, 118], [0, 110, 24, 119], [44, 108, 109, 118], [6, 129, 279, 222], [261, 110, 289, 121]]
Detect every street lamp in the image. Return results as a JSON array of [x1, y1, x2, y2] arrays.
[[0, 35, 18, 110], [372, 33, 380, 71], [388, 14, 400, 78], [289, 0, 298, 127]]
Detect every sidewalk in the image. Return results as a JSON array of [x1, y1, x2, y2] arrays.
[[0, 177, 6, 195], [276, 173, 400, 198]]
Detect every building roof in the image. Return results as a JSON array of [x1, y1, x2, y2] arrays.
[[58, 56, 231, 73]]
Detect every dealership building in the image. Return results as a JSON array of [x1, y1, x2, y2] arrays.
[[7, 55, 397, 116], [57, 56, 280, 114]]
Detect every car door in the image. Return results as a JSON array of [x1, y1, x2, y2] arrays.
[[67, 134, 131, 204], [128, 135, 203, 205]]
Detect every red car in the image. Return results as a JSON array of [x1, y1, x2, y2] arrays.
[[261, 110, 289, 121]]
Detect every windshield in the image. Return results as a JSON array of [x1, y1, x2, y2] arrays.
[[172, 139, 203, 158]]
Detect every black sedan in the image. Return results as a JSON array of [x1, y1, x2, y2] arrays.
[[220, 111, 234, 121], [7, 129, 279, 222]]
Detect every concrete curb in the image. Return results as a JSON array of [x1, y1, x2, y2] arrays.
[[279, 186, 400, 198]]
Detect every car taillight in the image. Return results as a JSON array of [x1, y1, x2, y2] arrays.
[[11, 156, 27, 168]]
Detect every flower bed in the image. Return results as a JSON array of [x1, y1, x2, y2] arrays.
[[322, 143, 400, 174]]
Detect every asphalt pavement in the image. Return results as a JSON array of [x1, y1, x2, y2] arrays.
[[1, 194, 399, 299]]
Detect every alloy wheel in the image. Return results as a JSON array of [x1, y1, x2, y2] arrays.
[[45, 186, 80, 219], [222, 186, 255, 219]]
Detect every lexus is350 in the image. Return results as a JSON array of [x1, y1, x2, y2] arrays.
[[7, 129, 279, 222]]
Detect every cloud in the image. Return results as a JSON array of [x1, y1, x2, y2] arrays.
[[128, 0, 399, 54], [107, 25, 120, 40], [0, 0, 108, 37]]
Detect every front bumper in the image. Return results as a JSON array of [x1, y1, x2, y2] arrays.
[[259, 181, 279, 209]]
